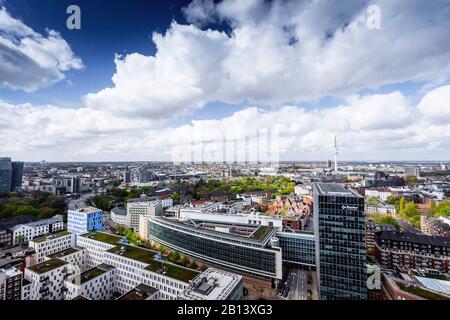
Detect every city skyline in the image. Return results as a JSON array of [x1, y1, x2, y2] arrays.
[[0, 0, 449, 161]]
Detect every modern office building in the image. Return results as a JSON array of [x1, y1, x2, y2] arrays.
[[10, 162, 24, 192], [277, 231, 315, 267], [147, 216, 283, 281], [313, 183, 367, 300], [0, 157, 12, 194], [126, 199, 162, 231], [67, 207, 103, 235], [0, 157, 24, 194]]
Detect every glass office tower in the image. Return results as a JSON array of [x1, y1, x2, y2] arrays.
[[11, 162, 24, 192], [313, 183, 367, 300], [0, 157, 12, 194]]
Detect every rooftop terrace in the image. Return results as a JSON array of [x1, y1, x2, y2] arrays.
[[80, 231, 123, 245], [249, 225, 269, 240], [74, 264, 113, 284], [107, 245, 159, 264], [33, 230, 71, 243], [117, 283, 159, 300], [28, 258, 67, 274], [49, 247, 81, 259]]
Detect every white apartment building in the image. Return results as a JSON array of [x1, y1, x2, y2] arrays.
[[44, 246, 87, 273], [29, 231, 76, 263], [65, 263, 116, 300], [11, 215, 64, 244], [366, 204, 397, 214], [365, 189, 393, 202], [76, 232, 200, 300], [126, 200, 163, 231], [110, 207, 127, 225], [76, 232, 121, 269], [24, 258, 70, 300]]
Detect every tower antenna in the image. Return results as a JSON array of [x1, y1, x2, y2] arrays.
[[334, 135, 339, 172]]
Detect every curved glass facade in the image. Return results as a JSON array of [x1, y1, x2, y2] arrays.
[[148, 218, 282, 280]]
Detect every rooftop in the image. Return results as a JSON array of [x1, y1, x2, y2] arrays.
[[80, 231, 123, 245], [107, 245, 158, 264], [111, 207, 127, 216], [315, 183, 360, 197], [28, 258, 67, 274], [10, 215, 63, 231], [70, 206, 103, 214], [74, 264, 114, 284], [117, 283, 159, 300], [178, 268, 242, 300], [249, 225, 269, 240], [33, 230, 71, 243], [107, 244, 200, 282], [48, 247, 81, 259], [378, 230, 450, 248], [159, 262, 200, 283]]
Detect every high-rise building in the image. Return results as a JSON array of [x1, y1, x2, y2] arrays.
[[313, 183, 367, 300], [0, 158, 24, 194], [0, 157, 12, 194], [11, 162, 24, 193]]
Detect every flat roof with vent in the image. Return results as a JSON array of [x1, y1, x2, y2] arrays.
[[178, 268, 242, 300], [28, 258, 67, 274], [73, 264, 115, 285], [117, 283, 159, 300]]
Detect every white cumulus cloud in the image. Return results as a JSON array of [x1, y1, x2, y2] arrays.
[[0, 7, 83, 91]]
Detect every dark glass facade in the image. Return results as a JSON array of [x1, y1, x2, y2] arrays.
[[277, 232, 315, 266], [313, 183, 368, 300], [11, 162, 24, 192], [148, 218, 282, 279], [0, 157, 12, 194]]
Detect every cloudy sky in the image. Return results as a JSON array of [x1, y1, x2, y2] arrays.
[[0, 0, 449, 162]]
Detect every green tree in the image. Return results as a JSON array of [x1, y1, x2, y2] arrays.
[[434, 201, 450, 217], [38, 207, 56, 219], [399, 197, 406, 214], [14, 205, 39, 217], [14, 235, 26, 245]]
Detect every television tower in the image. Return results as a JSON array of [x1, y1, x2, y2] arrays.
[[334, 135, 339, 172]]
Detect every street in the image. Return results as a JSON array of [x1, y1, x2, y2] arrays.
[[288, 269, 308, 300]]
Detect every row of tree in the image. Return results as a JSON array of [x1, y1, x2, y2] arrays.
[[0, 191, 67, 220]]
